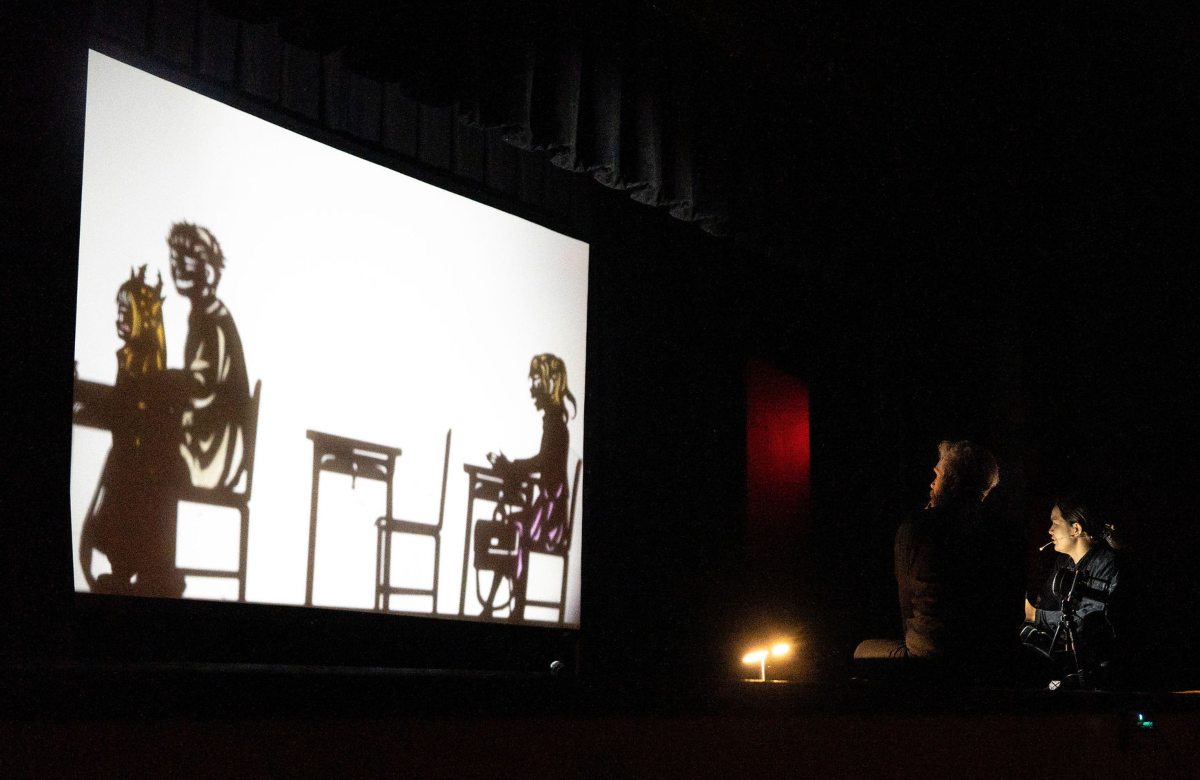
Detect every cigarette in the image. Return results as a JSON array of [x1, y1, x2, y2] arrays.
[[1039, 541, 1054, 551]]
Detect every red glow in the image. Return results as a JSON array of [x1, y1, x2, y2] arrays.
[[746, 360, 811, 538]]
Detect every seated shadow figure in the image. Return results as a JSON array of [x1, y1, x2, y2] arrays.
[[83, 266, 187, 597], [167, 222, 250, 491], [1021, 495, 1123, 688], [482, 354, 576, 621], [854, 440, 1025, 684]]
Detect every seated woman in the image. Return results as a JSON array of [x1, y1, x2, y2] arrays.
[[1022, 495, 1122, 685], [483, 353, 576, 620]]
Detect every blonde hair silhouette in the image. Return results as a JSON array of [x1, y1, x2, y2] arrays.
[[116, 264, 166, 376], [529, 353, 576, 420]]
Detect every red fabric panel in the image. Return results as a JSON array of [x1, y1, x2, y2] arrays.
[[746, 360, 810, 541]]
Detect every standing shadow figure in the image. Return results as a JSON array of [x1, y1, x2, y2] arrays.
[[80, 266, 187, 597], [482, 353, 576, 621]]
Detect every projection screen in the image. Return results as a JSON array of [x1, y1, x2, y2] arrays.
[[70, 50, 587, 627]]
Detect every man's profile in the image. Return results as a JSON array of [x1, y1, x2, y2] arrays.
[[167, 222, 250, 490], [855, 440, 1024, 680]]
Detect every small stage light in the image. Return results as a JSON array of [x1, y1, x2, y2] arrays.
[[742, 640, 794, 682], [742, 648, 769, 681]]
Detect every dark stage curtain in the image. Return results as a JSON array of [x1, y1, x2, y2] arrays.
[[89, 0, 733, 235]]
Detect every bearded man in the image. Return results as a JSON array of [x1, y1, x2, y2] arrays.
[[854, 440, 1024, 681]]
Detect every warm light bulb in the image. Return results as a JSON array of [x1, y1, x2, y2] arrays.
[[771, 642, 791, 657], [742, 649, 768, 664]]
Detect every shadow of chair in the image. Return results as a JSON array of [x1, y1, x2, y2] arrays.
[[524, 457, 583, 624], [175, 378, 262, 601], [78, 453, 112, 593], [375, 429, 452, 612]]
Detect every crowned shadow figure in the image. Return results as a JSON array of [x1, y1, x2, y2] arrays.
[[88, 266, 187, 596]]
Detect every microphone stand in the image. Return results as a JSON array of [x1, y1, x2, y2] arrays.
[[1048, 569, 1088, 689]]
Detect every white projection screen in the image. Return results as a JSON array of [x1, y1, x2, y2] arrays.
[[70, 51, 587, 627]]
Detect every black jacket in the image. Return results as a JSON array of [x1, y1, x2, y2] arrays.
[[1033, 544, 1120, 638], [895, 501, 1025, 660]]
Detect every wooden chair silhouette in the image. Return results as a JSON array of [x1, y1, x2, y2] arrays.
[[375, 429, 452, 612], [524, 457, 582, 624], [175, 378, 262, 601]]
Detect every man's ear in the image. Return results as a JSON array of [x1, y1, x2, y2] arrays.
[[1070, 522, 1083, 538]]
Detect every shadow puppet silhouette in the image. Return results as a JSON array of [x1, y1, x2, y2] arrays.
[[166, 222, 250, 492], [79, 266, 187, 597], [480, 354, 576, 621], [79, 223, 253, 599]]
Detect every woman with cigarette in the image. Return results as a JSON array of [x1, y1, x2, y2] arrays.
[[1025, 498, 1121, 629], [1022, 496, 1122, 682]]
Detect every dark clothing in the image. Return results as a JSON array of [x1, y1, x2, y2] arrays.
[[892, 501, 1025, 663], [104, 349, 185, 486], [488, 409, 572, 620], [179, 297, 249, 489], [511, 413, 570, 499], [1032, 545, 1120, 649], [91, 350, 186, 596], [509, 412, 571, 555]]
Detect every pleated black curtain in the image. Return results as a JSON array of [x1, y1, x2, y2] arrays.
[[90, 0, 734, 235]]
